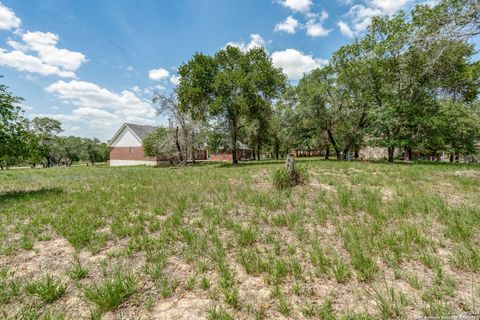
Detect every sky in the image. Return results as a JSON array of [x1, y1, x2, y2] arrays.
[[0, 0, 468, 141]]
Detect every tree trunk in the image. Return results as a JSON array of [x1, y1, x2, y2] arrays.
[[404, 147, 412, 162], [285, 154, 295, 183], [449, 154, 454, 162], [325, 146, 330, 160], [231, 127, 238, 165], [388, 147, 394, 163], [175, 126, 184, 163], [354, 148, 359, 159], [327, 129, 341, 160], [342, 147, 349, 160], [257, 145, 260, 161], [191, 130, 196, 164]]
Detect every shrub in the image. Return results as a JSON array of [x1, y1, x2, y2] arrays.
[[273, 165, 309, 189]]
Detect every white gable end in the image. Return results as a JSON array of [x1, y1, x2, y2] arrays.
[[110, 127, 142, 147]]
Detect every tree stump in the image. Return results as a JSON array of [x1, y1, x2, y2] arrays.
[[285, 154, 295, 184]]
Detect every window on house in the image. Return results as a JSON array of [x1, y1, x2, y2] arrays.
[[129, 147, 133, 154]]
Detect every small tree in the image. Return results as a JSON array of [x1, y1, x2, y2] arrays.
[[143, 127, 179, 164]]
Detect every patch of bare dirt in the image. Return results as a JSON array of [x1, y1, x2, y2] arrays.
[[1, 238, 75, 278], [453, 170, 480, 179]]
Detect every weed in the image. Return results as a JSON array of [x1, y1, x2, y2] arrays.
[[84, 269, 136, 312], [26, 274, 66, 304], [67, 258, 88, 280], [368, 282, 407, 318], [207, 305, 234, 320]]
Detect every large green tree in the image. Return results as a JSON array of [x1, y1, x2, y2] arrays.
[[177, 46, 286, 164], [0, 80, 28, 169], [30, 117, 63, 167]]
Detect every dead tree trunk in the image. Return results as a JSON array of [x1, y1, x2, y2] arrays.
[[285, 154, 295, 184], [175, 126, 184, 164]]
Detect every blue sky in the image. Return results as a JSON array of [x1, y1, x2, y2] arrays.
[[0, 0, 473, 141]]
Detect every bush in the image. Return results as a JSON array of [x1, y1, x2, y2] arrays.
[[273, 165, 309, 189]]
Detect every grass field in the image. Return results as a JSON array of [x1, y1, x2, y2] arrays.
[[0, 159, 479, 319]]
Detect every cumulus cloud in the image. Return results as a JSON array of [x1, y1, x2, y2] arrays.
[[271, 48, 327, 81], [275, 16, 300, 34], [170, 75, 180, 86], [305, 10, 331, 37], [226, 34, 267, 52], [275, 1, 331, 38], [280, 0, 312, 13], [21, 31, 86, 71], [0, 49, 77, 77], [0, 3, 20, 30], [0, 30, 86, 77], [337, 21, 354, 37], [339, 0, 412, 37], [148, 68, 170, 81], [44, 80, 157, 138]]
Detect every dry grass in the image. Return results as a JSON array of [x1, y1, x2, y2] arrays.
[[0, 159, 479, 319]]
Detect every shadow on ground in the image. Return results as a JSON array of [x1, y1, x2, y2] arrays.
[[0, 187, 63, 202]]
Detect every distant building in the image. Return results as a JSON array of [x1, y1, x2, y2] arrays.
[[108, 123, 210, 166], [108, 123, 159, 166], [210, 141, 253, 161]]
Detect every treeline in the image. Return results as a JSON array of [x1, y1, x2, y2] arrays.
[[153, 0, 478, 164], [0, 85, 108, 169]]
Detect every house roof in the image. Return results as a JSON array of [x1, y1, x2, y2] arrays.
[[107, 123, 158, 147], [218, 140, 251, 151], [125, 123, 157, 141], [236, 141, 251, 150]]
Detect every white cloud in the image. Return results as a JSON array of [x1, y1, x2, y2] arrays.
[[72, 107, 119, 120], [170, 75, 180, 85], [148, 68, 169, 80], [337, 21, 354, 37], [370, 0, 411, 14], [0, 30, 86, 77], [305, 10, 331, 37], [339, 0, 411, 37], [43, 80, 157, 139], [280, 0, 312, 13], [271, 49, 327, 81], [46, 80, 155, 120], [0, 3, 20, 30], [275, 16, 300, 34], [0, 48, 76, 77], [21, 31, 86, 71], [226, 33, 267, 52]]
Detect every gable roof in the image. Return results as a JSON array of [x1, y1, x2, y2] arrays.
[[125, 123, 157, 141], [107, 123, 158, 147]]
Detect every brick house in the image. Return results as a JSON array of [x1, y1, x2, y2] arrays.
[[108, 123, 208, 166], [210, 141, 253, 161], [108, 123, 159, 166]]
